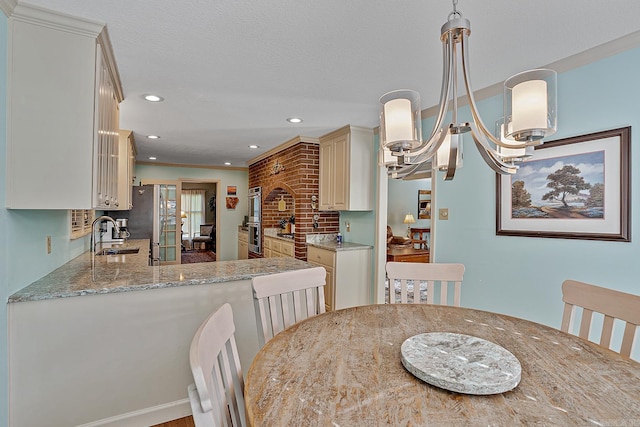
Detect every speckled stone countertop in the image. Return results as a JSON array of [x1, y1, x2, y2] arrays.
[[8, 239, 315, 303], [263, 228, 295, 242], [306, 235, 372, 252]]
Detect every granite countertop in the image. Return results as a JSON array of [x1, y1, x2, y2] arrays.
[[307, 240, 372, 252], [263, 228, 295, 242], [9, 239, 314, 303], [264, 234, 295, 242]]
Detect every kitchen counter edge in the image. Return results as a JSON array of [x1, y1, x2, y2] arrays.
[[306, 241, 372, 252], [8, 239, 315, 303]]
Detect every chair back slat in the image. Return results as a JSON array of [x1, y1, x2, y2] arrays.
[[188, 303, 246, 426], [561, 279, 640, 359], [386, 262, 465, 306], [252, 267, 326, 347]]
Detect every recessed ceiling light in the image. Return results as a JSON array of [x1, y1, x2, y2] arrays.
[[287, 117, 303, 124], [147, 135, 160, 139], [224, 162, 231, 166], [248, 145, 259, 149], [143, 94, 164, 102], [148, 156, 157, 160]]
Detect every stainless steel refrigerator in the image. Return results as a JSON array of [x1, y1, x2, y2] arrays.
[[108, 185, 162, 265]]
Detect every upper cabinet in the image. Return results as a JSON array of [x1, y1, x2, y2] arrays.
[[117, 130, 137, 210], [318, 125, 374, 211], [5, 5, 125, 209]]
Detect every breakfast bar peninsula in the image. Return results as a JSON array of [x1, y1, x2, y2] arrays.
[[8, 239, 316, 427]]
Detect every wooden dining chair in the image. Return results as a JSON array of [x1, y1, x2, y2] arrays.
[[188, 303, 246, 427], [561, 279, 640, 359], [386, 262, 465, 305], [251, 266, 326, 347]]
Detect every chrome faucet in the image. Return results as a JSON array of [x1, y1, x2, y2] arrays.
[[91, 215, 121, 252]]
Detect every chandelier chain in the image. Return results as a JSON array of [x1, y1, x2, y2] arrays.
[[449, 0, 462, 20]]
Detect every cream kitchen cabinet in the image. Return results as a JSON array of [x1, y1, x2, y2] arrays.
[[307, 244, 372, 312], [318, 125, 374, 211], [263, 236, 294, 258], [238, 229, 248, 260], [117, 130, 137, 210], [5, 5, 124, 209]]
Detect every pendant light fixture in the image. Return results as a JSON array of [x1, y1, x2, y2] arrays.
[[379, 0, 557, 180]]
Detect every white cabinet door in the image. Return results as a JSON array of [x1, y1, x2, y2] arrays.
[[93, 48, 121, 209], [5, 6, 123, 209], [318, 125, 374, 212], [117, 130, 136, 210], [238, 231, 248, 260], [318, 141, 335, 210], [308, 245, 371, 311]]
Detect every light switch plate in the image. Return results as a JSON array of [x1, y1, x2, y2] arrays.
[[439, 208, 449, 220]]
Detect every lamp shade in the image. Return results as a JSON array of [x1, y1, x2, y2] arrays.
[[380, 90, 422, 152], [403, 213, 416, 224], [495, 118, 532, 160], [435, 132, 463, 171], [504, 69, 557, 143]]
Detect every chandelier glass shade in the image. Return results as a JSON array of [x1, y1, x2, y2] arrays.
[[379, 1, 557, 181]]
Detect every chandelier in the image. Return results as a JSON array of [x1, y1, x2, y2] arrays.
[[379, 0, 557, 180]]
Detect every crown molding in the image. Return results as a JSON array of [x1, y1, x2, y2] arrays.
[[136, 161, 248, 172], [11, 3, 105, 38], [0, 0, 17, 17], [97, 26, 124, 102], [248, 135, 320, 166]]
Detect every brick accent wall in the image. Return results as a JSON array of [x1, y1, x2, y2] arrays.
[[249, 142, 339, 260]]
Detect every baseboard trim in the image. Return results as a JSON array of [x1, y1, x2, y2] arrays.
[[77, 399, 191, 427]]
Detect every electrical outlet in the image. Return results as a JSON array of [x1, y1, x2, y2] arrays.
[[439, 208, 449, 220], [346, 221, 351, 232], [46, 236, 52, 254]]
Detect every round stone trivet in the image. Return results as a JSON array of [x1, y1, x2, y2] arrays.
[[401, 332, 521, 395]]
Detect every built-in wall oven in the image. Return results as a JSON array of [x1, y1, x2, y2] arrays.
[[248, 187, 261, 254]]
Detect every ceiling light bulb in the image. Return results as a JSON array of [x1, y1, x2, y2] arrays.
[[224, 162, 231, 166], [248, 145, 259, 149], [287, 117, 303, 123], [148, 156, 157, 160], [144, 94, 164, 102], [147, 135, 160, 139]]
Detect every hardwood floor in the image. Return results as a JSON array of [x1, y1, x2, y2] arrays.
[[151, 415, 194, 427]]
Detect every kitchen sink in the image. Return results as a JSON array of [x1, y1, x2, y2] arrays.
[[96, 248, 140, 256]]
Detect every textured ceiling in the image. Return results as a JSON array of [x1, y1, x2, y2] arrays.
[[18, 0, 640, 167]]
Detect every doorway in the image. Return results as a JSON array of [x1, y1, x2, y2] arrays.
[[179, 179, 219, 263]]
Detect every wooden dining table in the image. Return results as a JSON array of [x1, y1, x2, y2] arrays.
[[245, 304, 640, 426]]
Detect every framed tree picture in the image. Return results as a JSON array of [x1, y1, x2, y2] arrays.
[[496, 127, 630, 241]]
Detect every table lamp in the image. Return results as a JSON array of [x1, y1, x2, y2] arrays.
[[404, 213, 416, 237]]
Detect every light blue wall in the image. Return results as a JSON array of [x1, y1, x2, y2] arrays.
[[433, 47, 640, 358], [387, 178, 431, 237], [134, 164, 248, 261], [340, 210, 375, 245]]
